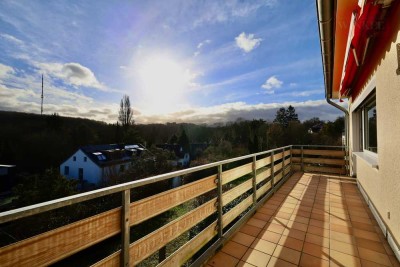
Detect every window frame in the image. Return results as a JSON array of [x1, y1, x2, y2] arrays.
[[362, 94, 377, 154]]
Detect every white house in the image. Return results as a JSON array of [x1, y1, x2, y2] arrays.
[[60, 144, 145, 185]]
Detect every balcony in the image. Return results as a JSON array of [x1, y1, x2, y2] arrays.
[[0, 145, 398, 266]]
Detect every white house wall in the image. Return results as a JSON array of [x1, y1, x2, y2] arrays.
[[350, 28, 400, 250], [60, 149, 102, 185]]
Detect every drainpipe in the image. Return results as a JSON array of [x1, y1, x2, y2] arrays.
[[316, 0, 350, 151]]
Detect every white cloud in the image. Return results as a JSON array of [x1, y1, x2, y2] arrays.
[[0, 63, 15, 78], [0, 33, 24, 45], [261, 76, 283, 94], [36, 62, 106, 90], [235, 32, 262, 53], [291, 89, 322, 97], [194, 39, 211, 57]]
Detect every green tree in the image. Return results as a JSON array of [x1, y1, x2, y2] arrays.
[[286, 105, 300, 123], [273, 107, 288, 127], [118, 95, 133, 128], [178, 129, 190, 153]]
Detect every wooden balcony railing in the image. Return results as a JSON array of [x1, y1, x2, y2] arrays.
[[0, 145, 348, 266]]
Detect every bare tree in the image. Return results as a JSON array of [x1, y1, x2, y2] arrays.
[[118, 95, 133, 127]]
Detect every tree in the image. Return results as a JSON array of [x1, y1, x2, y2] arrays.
[[118, 95, 133, 127], [273, 107, 288, 127], [178, 129, 190, 153], [286, 105, 300, 123]]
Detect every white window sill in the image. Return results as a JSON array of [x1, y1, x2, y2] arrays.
[[353, 152, 379, 169]]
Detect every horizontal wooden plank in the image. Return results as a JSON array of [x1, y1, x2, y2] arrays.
[[292, 157, 301, 163], [159, 221, 218, 267], [274, 171, 283, 184], [222, 163, 253, 185], [284, 165, 291, 176], [222, 195, 253, 228], [303, 149, 346, 157], [273, 152, 283, 162], [291, 149, 301, 155], [256, 168, 271, 184], [0, 208, 121, 267], [256, 182, 272, 199], [222, 179, 253, 206], [302, 157, 346, 166], [91, 251, 120, 267], [130, 174, 217, 225], [284, 149, 291, 158], [274, 163, 283, 173], [304, 165, 346, 175], [255, 156, 271, 169], [130, 198, 217, 265]]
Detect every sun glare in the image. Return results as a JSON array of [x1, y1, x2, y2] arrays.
[[138, 55, 191, 114]]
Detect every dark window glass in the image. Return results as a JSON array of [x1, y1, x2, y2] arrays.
[[363, 96, 377, 153]]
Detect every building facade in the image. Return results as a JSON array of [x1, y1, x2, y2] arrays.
[[317, 0, 400, 261]]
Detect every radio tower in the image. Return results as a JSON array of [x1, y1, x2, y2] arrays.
[[41, 74, 44, 115]]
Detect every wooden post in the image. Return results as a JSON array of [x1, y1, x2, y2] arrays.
[[121, 189, 130, 267], [301, 146, 304, 172]]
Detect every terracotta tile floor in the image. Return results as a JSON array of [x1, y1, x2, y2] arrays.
[[207, 172, 400, 267]]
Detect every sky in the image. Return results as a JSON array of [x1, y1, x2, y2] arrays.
[[0, 0, 344, 124]]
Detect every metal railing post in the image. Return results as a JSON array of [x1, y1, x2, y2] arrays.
[[271, 151, 275, 192], [121, 189, 130, 267], [282, 148, 285, 178], [252, 156, 257, 205], [301, 145, 304, 172], [217, 164, 223, 238]]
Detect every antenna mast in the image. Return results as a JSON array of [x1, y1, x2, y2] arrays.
[[41, 74, 44, 115]]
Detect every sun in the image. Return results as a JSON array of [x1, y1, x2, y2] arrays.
[[138, 55, 191, 114]]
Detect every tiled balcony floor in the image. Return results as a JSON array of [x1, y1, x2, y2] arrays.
[[207, 172, 400, 267]]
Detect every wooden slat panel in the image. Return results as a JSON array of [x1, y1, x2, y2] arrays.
[[302, 158, 346, 166], [130, 174, 217, 225], [304, 165, 346, 175], [158, 221, 218, 267], [256, 182, 272, 199], [0, 208, 121, 267], [284, 157, 291, 166], [292, 165, 301, 171], [256, 168, 271, 184], [284, 166, 291, 175], [255, 156, 272, 169], [303, 149, 346, 157], [291, 149, 301, 155], [274, 171, 283, 184], [222, 195, 253, 227], [292, 157, 301, 163], [284, 150, 291, 158], [273, 152, 283, 162], [274, 163, 283, 173], [130, 198, 217, 265], [222, 179, 252, 206], [91, 251, 120, 267], [222, 163, 253, 185]]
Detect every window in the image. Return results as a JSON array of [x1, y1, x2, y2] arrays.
[[84, 156, 87, 162], [78, 168, 83, 180], [64, 166, 69, 175], [73, 156, 76, 161], [361, 92, 377, 154]]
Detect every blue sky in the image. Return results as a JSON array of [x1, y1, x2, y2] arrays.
[[0, 0, 343, 124]]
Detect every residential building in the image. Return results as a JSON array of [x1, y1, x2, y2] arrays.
[[156, 144, 190, 167], [317, 0, 400, 260], [60, 144, 146, 185]]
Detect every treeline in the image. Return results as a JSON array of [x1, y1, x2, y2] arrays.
[[0, 108, 344, 174]]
